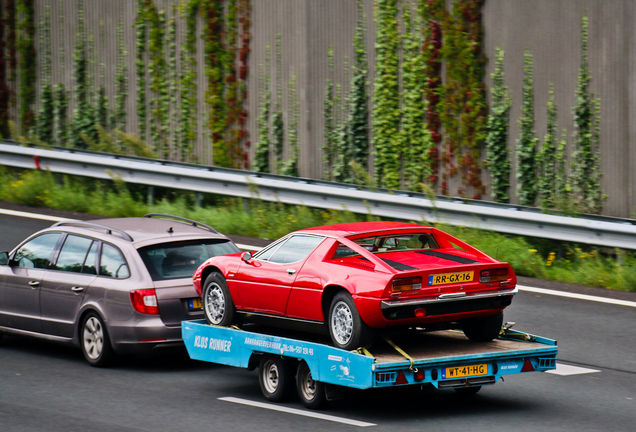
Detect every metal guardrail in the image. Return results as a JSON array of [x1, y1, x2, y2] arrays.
[[2, 141, 636, 250]]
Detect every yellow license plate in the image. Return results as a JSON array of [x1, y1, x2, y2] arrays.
[[428, 271, 474, 286], [443, 364, 487, 379], [189, 298, 203, 310]]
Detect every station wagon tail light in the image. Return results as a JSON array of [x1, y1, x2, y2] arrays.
[[392, 277, 422, 293], [479, 268, 509, 283], [130, 289, 160, 315]]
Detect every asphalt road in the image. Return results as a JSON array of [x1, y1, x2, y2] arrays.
[[1, 204, 634, 431]]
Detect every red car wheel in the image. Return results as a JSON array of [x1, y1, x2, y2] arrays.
[[203, 273, 236, 326], [328, 292, 373, 350]]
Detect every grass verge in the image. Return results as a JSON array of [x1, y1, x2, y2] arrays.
[[1, 166, 634, 292]]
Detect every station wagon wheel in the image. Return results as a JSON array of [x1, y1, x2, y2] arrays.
[[258, 356, 294, 402], [328, 292, 373, 351], [202, 273, 235, 326], [81, 312, 114, 367], [461, 311, 503, 342], [296, 360, 326, 409]]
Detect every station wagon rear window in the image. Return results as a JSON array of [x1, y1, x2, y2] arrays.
[[139, 239, 239, 281]]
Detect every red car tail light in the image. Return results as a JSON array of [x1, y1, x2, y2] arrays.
[[479, 268, 509, 283], [392, 277, 422, 293], [130, 289, 160, 315]]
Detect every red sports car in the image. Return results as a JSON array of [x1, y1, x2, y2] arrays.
[[193, 221, 517, 350]]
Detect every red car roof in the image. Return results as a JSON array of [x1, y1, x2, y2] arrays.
[[295, 221, 432, 238]]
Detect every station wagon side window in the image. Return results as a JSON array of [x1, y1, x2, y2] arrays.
[[53, 235, 95, 274], [100, 243, 130, 279], [266, 235, 324, 264], [13, 233, 62, 269]]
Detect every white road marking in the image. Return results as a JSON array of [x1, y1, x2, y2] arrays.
[[218, 397, 376, 427], [0, 208, 72, 222], [547, 363, 601, 376], [518, 285, 636, 308]]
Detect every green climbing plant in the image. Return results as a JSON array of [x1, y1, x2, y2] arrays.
[[571, 16, 604, 214], [485, 47, 511, 203], [516, 50, 538, 206], [538, 85, 557, 209], [401, 0, 431, 191], [372, 0, 400, 189]]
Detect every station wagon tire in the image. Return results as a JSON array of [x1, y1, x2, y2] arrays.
[[296, 360, 326, 409], [203, 273, 235, 326], [81, 312, 114, 367], [328, 292, 374, 351], [258, 356, 295, 402], [461, 311, 504, 342]]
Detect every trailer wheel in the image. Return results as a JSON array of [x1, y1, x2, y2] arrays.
[[462, 311, 503, 342], [203, 272, 235, 326], [454, 386, 482, 395], [296, 361, 326, 409], [258, 356, 295, 402]]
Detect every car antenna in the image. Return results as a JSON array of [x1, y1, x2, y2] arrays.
[[167, 227, 174, 233]]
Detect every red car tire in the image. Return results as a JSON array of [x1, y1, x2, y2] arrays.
[[461, 311, 503, 342], [328, 292, 374, 350], [202, 272, 236, 326]]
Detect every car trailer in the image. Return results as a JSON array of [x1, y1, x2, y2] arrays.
[[182, 319, 557, 409]]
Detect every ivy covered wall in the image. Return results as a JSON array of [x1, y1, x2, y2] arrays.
[[0, 1, 632, 218]]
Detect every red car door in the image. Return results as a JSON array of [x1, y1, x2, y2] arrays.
[[233, 235, 325, 316]]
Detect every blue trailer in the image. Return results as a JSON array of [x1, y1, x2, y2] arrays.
[[182, 319, 557, 409]]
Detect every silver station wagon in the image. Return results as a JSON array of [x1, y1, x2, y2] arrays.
[[0, 214, 239, 366]]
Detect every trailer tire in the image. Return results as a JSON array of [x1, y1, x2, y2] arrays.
[[454, 386, 482, 395], [462, 311, 503, 342], [296, 361, 326, 410], [202, 272, 235, 326], [258, 356, 295, 402]]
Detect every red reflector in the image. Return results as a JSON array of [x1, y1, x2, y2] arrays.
[[414, 308, 427, 317], [521, 359, 535, 372], [394, 371, 408, 385]]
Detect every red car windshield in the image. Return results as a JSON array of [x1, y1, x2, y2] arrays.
[[352, 233, 439, 254]]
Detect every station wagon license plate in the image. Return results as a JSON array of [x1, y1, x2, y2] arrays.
[[188, 298, 203, 311], [442, 363, 487, 379], [428, 271, 474, 286]]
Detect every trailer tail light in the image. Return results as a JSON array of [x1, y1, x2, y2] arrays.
[[414, 369, 426, 381], [130, 289, 160, 315], [392, 277, 422, 293], [480, 268, 509, 283]]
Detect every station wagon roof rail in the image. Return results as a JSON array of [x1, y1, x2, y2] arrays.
[[52, 220, 134, 241], [143, 213, 219, 234]]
